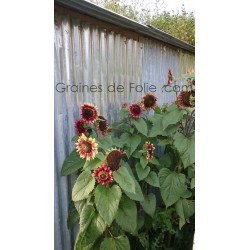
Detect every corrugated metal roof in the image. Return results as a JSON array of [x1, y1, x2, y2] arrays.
[[54, 0, 195, 53]]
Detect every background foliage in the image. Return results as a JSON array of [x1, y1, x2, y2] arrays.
[[89, 0, 195, 46]]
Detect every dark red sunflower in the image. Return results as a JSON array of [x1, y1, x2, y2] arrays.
[[106, 148, 126, 171], [142, 93, 157, 110], [129, 103, 142, 118], [167, 68, 173, 85], [145, 141, 155, 162], [177, 90, 195, 108], [74, 119, 87, 136], [81, 103, 99, 123], [97, 116, 108, 136], [76, 134, 98, 160], [93, 164, 113, 185]]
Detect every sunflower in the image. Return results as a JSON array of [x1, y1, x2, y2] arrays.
[[145, 141, 155, 162], [129, 103, 142, 118], [142, 93, 157, 110], [106, 148, 126, 171], [93, 164, 113, 185], [76, 134, 98, 160], [74, 119, 87, 136], [97, 116, 108, 136], [81, 103, 99, 123], [177, 90, 195, 108]]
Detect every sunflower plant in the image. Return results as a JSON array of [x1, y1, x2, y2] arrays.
[[61, 73, 195, 249]]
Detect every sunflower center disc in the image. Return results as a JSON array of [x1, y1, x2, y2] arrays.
[[81, 141, 92, 153], [85, 109, 93, 117], [100, 173, 107, 180]]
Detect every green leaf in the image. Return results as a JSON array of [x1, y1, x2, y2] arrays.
[[175, 198, 195, 220], [79, 205, 96, 232], [140, 156, 148, 169], [174, 133, 195, 168], [115, 196, 137, 233], [67, 202, 79, 229], [179, 217, 186, 230], [136, 215, 145, 232], [123, 179, 144, 201], [162, 108, 184, 130], [128, 135, 141, 157], [72, 135, 79, 142], [113, 133, 130, 148], [99, 135, 113, 151], [61, 149, 85, 176], [165, 124, 179, 135], [159, 169, 187, 207], [191, 177, 195, 189], [154, 106, 162, 114], [74, 208, 106, 250], [144, 171, 160, 187], [96, 152, 106, 161], [132, 118, 148, 136], [84, 157, 104, 171], [74, 200, 86, 215], [113, 166, 135, 193], [94, 184, 122, 226], [181, 189, 192, 198], [100, 235, 130, 250], [148, 117, 163, 137], [132, 150, 142, 158], [140, 193, 156, 218], [135, 162, 150, 181], [150, 157, 160, 166], [72, 171, 95, 202], [118, 108, 129, 118]]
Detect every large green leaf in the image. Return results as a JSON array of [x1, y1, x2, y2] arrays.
[[150, 157, 160, 166], [132, 118, 148, 136], [140, 193, 156, 218], [61, 149, 85, 176], [83, 156, 105, 171], [162, 108, 184, 130], [113, 166, 135, 193], [144, 171, 160, 187], [128, 135, 141, 157], [79, 205, 96, 232], [118, 108, 129, 118], [159, 169, 187, 207], [113, 132, 131, 148], [100, 235, 130, 250], [74, 208, 106, 250], [99, 135, 113, 151], [121, 162, 144, 201], [175, 198, 195, 220], [135, 162, 150, 181], [115, 196, 137, 233], [174, 133, 195, 168], [94, 184, 122, 226], [72, 171, 95, 202], [67, 202, 79, 229], [123, 179, 144, 201], [74, 200, 86, 215], [148, 116, 164, 137], [140, 156, 148, 169]]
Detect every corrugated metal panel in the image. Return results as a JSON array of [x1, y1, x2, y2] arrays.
[[54, 8, 195, 250]]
